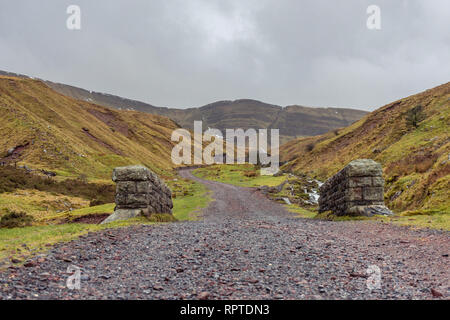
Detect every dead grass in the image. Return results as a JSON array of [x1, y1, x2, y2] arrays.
[[0, 166, 114, 205]]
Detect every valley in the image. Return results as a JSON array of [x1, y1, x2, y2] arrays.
[[0, 74, 448, 300], [1, 0, 449, 306]]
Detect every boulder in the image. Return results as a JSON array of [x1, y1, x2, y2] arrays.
[[101, 209, 143, 224], [347, 205, 393, 217]]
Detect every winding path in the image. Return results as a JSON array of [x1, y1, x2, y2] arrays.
[[1, 169, 448, 299]]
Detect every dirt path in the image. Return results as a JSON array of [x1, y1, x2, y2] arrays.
[[1, 169, 448, 299]]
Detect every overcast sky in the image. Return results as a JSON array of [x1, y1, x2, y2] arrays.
[[0, 0, 449, 110]]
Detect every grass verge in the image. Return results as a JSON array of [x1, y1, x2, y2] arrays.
[[284, 204, 317, 219], [193, 164, 286, 187], [312, 210, 449, 230], [169, 177, 212, 221], [0, 217, 154, 265], [0, 174, 213, 266]]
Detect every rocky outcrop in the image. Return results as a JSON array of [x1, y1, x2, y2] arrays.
[[319, 159, 393, 216], [102, 165, 173, 224]]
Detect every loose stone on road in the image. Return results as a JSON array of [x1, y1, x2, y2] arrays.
[[0, 169, 448, 299]]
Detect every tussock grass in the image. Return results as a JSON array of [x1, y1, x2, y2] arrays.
[[0, 210, 34, 229], [0, 166, 114, 205], [0, 76, 215, 265], [385, 213, 449, 230], [0, 189, 90, 221], [304, 209, 449, 230], [313, 211, 372, 221]]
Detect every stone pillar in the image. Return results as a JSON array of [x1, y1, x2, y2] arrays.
[[319, 159, 392, 216], [102, 165, 173, 224]]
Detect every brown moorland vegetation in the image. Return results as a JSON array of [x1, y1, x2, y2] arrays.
[[0, 76, 181, 181], [281, 82, 450, 214]]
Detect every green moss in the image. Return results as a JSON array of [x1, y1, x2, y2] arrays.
[[313, 211, 370, 221], [308, 210, 449, 230], [145, 213, 177, 223], [285, 205, 316, 218]]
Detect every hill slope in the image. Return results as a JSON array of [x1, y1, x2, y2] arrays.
[[157, 100, 367, 144], [0, 70, 367, 143], [0, 76, 180, 180], [281, 82, 450, 214], [46, 83, 367, 143]]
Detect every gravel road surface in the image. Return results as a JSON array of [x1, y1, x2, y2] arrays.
[[0, 169, 448, 300]]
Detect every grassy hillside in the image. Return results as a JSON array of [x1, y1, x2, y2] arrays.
[[0, 76, 215, 265], [42, 79, 367, 143], [281, 82, 450, 214], [0, 76, 180, 180], [272, 105, 367, 142], [1, 70, 367, 144]]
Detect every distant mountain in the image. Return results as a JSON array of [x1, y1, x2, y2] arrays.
[[159, 100, 368, 145], [0, 75, 180, 179], [281, 82, 450, 214], [0, 71, 367, 144], [46, 84, 367, 144]]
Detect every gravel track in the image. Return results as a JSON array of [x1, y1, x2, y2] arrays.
[[0, 169, 448, 300]]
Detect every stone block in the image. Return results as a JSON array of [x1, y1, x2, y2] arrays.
[[115, 193, 128, 206], [371, 176, 384, 187], [127, 193, 149, 207], [346, 187, 363, 201], [136, 181, 151, 194], [108, 165, 173, 223], [116, 181, 136, 194], [101, 209, 143, 224], [348, 177, 372, 188], [318, 159, 390, 216], [112, 165, 151, 182], [344, 159, 383, 177], [363, 187, 384, 201]]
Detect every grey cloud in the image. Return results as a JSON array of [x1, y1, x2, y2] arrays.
[[0, 0, 449, 110]]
